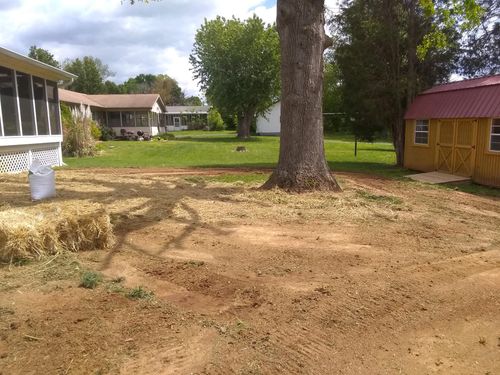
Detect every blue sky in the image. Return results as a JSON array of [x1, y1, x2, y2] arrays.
[[0, 0, 337, 96]]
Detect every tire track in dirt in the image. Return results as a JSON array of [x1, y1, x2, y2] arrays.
[[120, 329, 219, 375], [263, 322, 336, 374]]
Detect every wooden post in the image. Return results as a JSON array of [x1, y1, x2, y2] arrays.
[[354, 135, 358, 157]]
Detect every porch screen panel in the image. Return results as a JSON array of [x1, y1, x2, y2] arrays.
[[33, 77, 49, 135], [136, 112, 148, 127], [151, 112, 159, 127], [46, 81, 61, 135], [108, 112, 121, 127], [0, 67, 19, 136], [166, 114, 175, 126], [121, 112, 134, 126], [17, 72, 36, 135]]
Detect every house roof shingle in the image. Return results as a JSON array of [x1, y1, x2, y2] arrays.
[[89, 94, 163, 109], [59, 89, 164, 110], [59, 89, 103, 108], [165, 106, 210, 114]]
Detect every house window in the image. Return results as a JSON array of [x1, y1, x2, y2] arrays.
[[491, 119, 500, 151], [415, 119, 429, 145], [0, 67, 19, 136]]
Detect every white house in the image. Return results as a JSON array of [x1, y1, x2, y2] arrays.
[[0, 47, 76, 173], [59, 90, 210, 134], [163, 106, 210, 131], [256, 101, 281, 135], [59, 89, 166, 136]]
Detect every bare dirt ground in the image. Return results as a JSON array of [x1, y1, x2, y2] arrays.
[[0, 169, 499, 375]]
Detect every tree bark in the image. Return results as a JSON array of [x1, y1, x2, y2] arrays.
[[262, 0, 341, 192], [237, 106, 255, 139], [392, 119, 405, 166]]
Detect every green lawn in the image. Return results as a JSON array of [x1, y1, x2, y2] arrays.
[[64, 130, 404, 177], [62, 131, 500, 197]]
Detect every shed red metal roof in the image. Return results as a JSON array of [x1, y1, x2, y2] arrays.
[[404, 75, 500, 119]]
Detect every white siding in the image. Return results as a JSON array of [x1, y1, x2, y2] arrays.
[[256, 102, 281, 135], [151, 101, 162, 113], [166, 125, 188, 132]]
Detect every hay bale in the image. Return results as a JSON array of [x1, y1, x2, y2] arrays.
[[0, 202, 114, 262]]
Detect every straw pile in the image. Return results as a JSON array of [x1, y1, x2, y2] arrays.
[[0, 202, 114, 262]]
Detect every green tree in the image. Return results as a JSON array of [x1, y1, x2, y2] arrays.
[[63, 56, 113, 94], [153, 74, 185, 105], [322, 56, 343, 132], [121, 73, 185, 105], [28, 45, 60, 68], [122, 73, 157, 93], [190, 15, 280, 139], [184, 96, 203, 106], [103, 80, 124, 94], [458, 0, 500, 77], [207, 108, 224, 131], [333, 0, 472, 165]]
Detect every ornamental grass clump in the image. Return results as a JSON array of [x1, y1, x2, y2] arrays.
[[62, 104, 97, 157]]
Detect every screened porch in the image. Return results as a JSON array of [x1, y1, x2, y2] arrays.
[[0, 46, 75, 173]]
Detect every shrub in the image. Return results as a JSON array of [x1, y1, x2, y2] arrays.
[[127, 286, 154, 300], [99, 125, 115, 141], [90, 122, 102, 140], [207, 108, 224, 131], [80, 271, 102, 289], [60, 103, 72, 125], [62, 104, 97, 157]]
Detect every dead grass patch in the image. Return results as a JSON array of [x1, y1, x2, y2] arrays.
[[0, 201, 114, 262]]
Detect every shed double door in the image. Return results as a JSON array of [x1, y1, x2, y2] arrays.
[[436, 119, 477, 177]]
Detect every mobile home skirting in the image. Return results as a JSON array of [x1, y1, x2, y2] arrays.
[[0, 142, 62, 173]]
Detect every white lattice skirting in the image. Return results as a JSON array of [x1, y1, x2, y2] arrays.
[[0, 143, 62, 173]]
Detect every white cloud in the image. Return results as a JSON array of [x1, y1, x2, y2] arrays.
[[0, 0, 335, 96]]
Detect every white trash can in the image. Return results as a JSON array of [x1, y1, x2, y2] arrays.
[[28, 159, 56, 201]]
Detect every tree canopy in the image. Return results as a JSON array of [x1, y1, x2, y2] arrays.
[[63, 56, 113, 94], [28, 45, 60, 68], [184, 96, 203, 106], [190, 15, 280, 138], [458, 0, 500, 77], [331, 0, 482, 165]]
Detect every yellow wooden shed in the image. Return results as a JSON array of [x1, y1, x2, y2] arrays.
[[404, 75, 500, 187]]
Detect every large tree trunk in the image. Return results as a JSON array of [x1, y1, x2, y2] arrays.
[[262, 0, 340, 192], [237, 106, 255, 139], [392, 119, 405, 166]]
